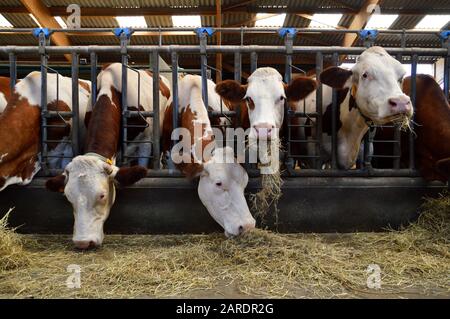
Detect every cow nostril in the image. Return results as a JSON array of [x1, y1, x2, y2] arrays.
[[238, 225, 244, 234], [389, 99, 397, 107]]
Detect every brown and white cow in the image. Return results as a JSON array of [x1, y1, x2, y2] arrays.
[[0, 71, 91, 191], [46, 63, 171, 249], [0, 76, 12, 113], [215, 67, 318, 141], [162, 74, 255, 237], [294, 46, 413, 169]]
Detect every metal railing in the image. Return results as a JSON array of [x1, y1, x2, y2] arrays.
[[1, 27, 449, 178]]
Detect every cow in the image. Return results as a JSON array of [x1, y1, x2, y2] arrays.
[[292, 46, 413, 169], [162, 74, 255, 237], [0, 71, 91, 192], [215, 67, 318, 142], [0, 76, 12, 113], [45, 63, 171, 249]]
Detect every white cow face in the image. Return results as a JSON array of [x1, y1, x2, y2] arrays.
[[46, 155, 147, 249], [320, 46, 413, 125], [197, 147, 255, 237], [216, 67, 317, 141]]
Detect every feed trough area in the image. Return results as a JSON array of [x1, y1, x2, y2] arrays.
[[0, 0, 449, 301]]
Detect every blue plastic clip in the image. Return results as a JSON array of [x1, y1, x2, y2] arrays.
[[440, 31, 450, 41], [278, 28, 297, 38], [359, 29, 379, 40], [32, 28, 51, 38], [113, 27, 133, 38], [195, 27, 215, 37]]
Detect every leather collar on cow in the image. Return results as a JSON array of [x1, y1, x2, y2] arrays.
[[84, 152, 114, 165], [349, 85, 373, 127]]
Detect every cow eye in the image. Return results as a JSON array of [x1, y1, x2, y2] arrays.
[[279, 96, 285, 102], [362, 72, 369, 79], [245, 97, 252, 103], [99, 194, 105, 200], [215, 182, 222, 187]]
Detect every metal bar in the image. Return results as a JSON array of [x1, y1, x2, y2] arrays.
[[121, 34, 129, 166], [8, 52, 16, 95], [199, 33, 209, 113], [90, 52, 97, 108], [315, 52, 323, 169], [409, 54, 418, 169], [71, 52, 80, 157], [250, 51, 257, 73], [234, 52, 241, 81], [39, 33, 49, 173], [171, 51, 179, 146], [151, 51, 161, 169], [331, 52, 339, 169], [444, 56, 450, 99], [0, 46, 448, 56]]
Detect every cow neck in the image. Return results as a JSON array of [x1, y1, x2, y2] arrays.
[[84, 86, 121, 160]]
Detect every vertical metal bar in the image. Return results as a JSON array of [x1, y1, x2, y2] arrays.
[[409, 54, 418, 169], [234, 52, 241, 81], [331, 52, 339, 169], [201, 55, 209, 110], [363, 130, 371, 169], [284, 32, 293, 171], [393, 53, 402, 169], [171, 51, 179, 146], [152, 51, 161, 170], [90, 52, 97, 107], [8, 53, 16, 95], [121, 38, 128, 165], [315, 52, 323, 169], [71, 52, 80, 157], [40, 34, 48, 173], [250, 51, 257, 73], [444, 56, 450, 100]]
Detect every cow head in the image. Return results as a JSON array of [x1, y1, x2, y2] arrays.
[[45, 155, 147, 249], [197, 147, 255, 237], [320, 46, 413, 125], [216, 67, 317, 140]]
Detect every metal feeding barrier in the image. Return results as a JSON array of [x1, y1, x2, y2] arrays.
[[1, 27, 449, 178]]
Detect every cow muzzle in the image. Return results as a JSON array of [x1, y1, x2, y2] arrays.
[[388, 95, 412, 115], [253, 123, 276, 140]]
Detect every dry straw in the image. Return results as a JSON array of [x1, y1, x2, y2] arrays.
[[0, 192, 449, 298]]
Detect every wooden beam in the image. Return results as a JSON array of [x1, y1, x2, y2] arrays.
[[19, 0, 72, 61], [342, 0, 381, 47], [216, 0, 222, 83]]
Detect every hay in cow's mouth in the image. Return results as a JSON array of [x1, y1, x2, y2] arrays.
[[0, 192, 449, 298]]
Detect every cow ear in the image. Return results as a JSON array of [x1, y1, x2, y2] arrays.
[[45, 174, 67, 193], [113, 165, 147, 187], [215, 80, 247, 103], [320, 67, 353, 89], [285, 76, 318, 102], [436, 158, 450, 178]]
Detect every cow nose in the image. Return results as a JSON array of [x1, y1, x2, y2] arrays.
[[253, 123, 275, 139], [238, 222, 256, 235], [388, 96, 412, 113], [73, 240, 98, 250]]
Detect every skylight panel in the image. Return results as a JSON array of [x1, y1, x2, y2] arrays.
[[414, 15, 450, 30], [0, 14, 13, 28], [29, 14, 42, 28], [172, 15, 201, 27], [115, 16, 148, 28], [54, 16, 67, 29], [255, 13, 286, 27], [365, 14, 398, 30], [308, 14, 343, 29]]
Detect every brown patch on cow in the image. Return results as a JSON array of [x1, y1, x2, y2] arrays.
[[84, 111, 92, 129], [0, 76, 12, 100], [101, 63, 113, 71], [320, 67, 353, 89], [215, 80, 247, 103], [114, 165, 147, 187], [162, 102, 174, 154], [0, 94, 41, 186], [47, 100, 72, 149], [285, 76, 318, 102], [78, 80, 91, 93], [223, 99, 250, 130], [45, 174, 66, 192], [402, 75, 450, 182], [84, 86, 122, 159]]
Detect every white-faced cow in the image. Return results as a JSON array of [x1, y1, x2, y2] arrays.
[[0, 71, 91, 191], [215, 67, 318, 142], [292, 46, 413, 169], [45, 63, 171, 249], [162, 74, 255, 237]]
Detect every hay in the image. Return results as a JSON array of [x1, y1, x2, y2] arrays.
[[0, 193, 449, 299], [0, 209, 29, 272], [248, 138, 284, 226]]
